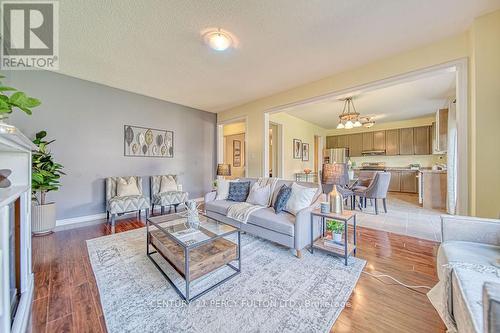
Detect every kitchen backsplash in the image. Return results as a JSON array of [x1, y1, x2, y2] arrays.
[[350, 154, 447, 168]]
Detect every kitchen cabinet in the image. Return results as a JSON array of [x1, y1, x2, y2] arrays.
[[326, 136, 337, 149], [399, 128, 414, 155], [388, 171, 401, 192], [336, 135, 349, 148], [373, 131, 386, 151], [385, 129, 400, 155], [400, 171, 418, 193], [414, 126, 430, 155], [348, 133, 363, 157], [422, 171, 447, 210], [362, 132, 373, 151]]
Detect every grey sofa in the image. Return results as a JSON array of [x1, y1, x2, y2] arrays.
[[204, 178, 325, 257], [435, 215, 500, 332]]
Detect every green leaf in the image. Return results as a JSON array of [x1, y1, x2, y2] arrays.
[[25, 97, 41, 108], [36, 131, 47, 139], [0, 86, 17, 92], [0, 108, 11, 114], [9, 91, 27, 105]]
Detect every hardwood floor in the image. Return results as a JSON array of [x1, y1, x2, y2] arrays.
[[29, 217, 446, 333]]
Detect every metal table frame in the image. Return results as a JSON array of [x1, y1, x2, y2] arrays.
[[146, 216, 241, 303], [309, 210, 357, 265]]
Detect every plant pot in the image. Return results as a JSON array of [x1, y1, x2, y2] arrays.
[[333, 232, 343, 243], [32, 203, 56, 235]]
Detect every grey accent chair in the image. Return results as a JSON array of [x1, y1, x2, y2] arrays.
[[105, 176, 150, 230], [150, 175, 188, 214], [353, 171, 391, 214]]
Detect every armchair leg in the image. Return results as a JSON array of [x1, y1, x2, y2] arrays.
[[161, 206, 165, 215], [111, 214, 116, 232], [106, 211, 109, 220], [383, 198, 387, 213], [374, 199, 378, 215], [151, 204, 155, 215], [174, 204, 179, 213], [145, 208, 149, 219], [138, 210, 141, 219]]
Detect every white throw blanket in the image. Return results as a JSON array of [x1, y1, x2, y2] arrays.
[[226, 178, 279, 223], [427, 261, 500, 332], [227, 202, 265, 223]]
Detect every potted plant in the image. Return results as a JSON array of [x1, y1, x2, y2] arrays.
[[31, 131, 64, 235], [0, 74, 41, 123], [326, 219, 345, 243]]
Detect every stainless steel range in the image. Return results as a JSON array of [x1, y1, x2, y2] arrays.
[[360, 162, 386, 171]]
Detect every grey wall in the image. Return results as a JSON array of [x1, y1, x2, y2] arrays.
[[8, 71, 217, 220]]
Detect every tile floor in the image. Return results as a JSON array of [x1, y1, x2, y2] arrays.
[[348, 192, 444, 241]]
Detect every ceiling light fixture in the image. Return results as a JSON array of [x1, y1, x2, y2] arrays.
[[203, 28, 233, 51], [336, 97, 375, 129]]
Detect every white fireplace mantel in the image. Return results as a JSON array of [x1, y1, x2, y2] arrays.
[[0, 123, 36, 333]]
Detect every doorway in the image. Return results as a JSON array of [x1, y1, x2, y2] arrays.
[[268, 122, 283, 178], [217, 119, 247, 179]]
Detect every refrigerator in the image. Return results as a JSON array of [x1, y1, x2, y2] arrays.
[[323, 148, 349, 164]]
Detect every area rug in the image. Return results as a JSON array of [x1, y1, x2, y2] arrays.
[[87, 228, 366, 333]]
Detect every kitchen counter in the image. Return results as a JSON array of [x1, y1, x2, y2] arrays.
[[419, 169, 447, 174]]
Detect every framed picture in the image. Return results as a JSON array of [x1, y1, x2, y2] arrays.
[[302, 143, 310, 161], [293, 139, 302, 159], [233, 140, 241, 167], [124, 125, 174, 158]]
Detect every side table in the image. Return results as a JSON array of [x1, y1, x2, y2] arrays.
[[309, 209, 357, 265]]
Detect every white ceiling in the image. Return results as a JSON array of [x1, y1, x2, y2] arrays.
[[283, 71, 456, 128], [58, 0, 500, 112]]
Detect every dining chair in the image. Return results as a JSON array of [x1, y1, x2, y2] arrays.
[[353, 172, 391, 214]]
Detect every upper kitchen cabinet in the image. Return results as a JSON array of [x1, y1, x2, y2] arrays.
[[435, 108, 448, 153], [399, 127, 414, 155], [373, 131, 386, 151], [362, 132, 374, 151], [336, 135, 349, 148], [414, 126, 430, 155], [385, 129, 400, 155], [348, 133, 363, 157], [326, 136, 337, 149]]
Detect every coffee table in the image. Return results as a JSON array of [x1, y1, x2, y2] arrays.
[[146, 213, 241, 303]]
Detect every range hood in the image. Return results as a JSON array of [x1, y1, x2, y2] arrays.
[[361, 150, 386, 156]]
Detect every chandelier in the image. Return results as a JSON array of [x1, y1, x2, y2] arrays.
[[336, 97, 375, 129]]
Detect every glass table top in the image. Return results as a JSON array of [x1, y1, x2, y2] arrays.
[[147, 213, 238, 248]]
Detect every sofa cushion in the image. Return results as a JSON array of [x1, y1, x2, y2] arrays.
[[437, 241, 500, 280], [228, 181, 251, 202], [247, 207, 295, 236], [285, 183, 317, 216], [246, 183, 271, 206], [273, 184, 292, 214], [205, 200, 235, 215]]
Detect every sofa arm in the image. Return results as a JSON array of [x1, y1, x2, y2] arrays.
[[294, 194, 326, 250], [484, 282, 500, 333], [441, 215, 500, 245], [204, 191, 216, 203]]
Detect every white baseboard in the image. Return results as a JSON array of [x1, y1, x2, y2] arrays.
[[54, 197, 205, 231]]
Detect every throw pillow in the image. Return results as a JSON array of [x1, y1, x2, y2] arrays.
[[246, 183, 271, 206], [215, 179, 239, 200], [273, 184, 292, 214], [159, 175, 177, 193], [116, 178, 141, 197], [285, 182, 317, 215], [227, 181, 251, 202]]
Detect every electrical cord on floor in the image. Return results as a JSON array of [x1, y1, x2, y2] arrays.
[[362, 271, 432, 294]]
